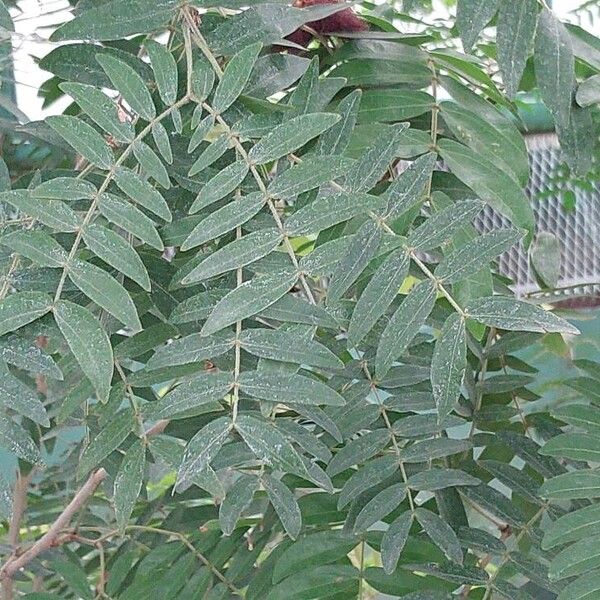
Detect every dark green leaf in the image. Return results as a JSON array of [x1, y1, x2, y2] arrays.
[[431, 313, 466, 423], [60, 82, 134, 143], [235, 414, 309, 479], [176, 416, 232, 491], [408, 199, 484, 251], [0, 190, 80, 232], [248, 113, 341, 164], [466, 296, 579, 334], [0, 292, 53, 337], [114, 439, 145, 529], [534, 8, 575, 128], [213, 42, 262, 113], [143, 372, 233, 420], [54, 300, 113, 403], [183, 229, 282, 284], [457, 0, 500, 51], [47, 115, 114, 169], [286, 192, 386, 236], [83, 224, 150, 291], [376, 280, 436, 379], [497, 0, 538, 97], [51, 0, 178, 42], [268, 156, 354, 199], [354, 483, 406, 533], [114, 167, 171, 222], [68, 259, 141, 331], [436, 229, 523, 283], [381, 511, 413, 574], [0, 231, 67, 268], [415, 508, 463, 564], [239, 329, 342, 369], [348, 249, 409, 347], [145, 39, 178, 105], [201, 270, 297, 336], [263, 474, 302, 540], [238, 372, 344, 406], [219, 474, 258, 535]]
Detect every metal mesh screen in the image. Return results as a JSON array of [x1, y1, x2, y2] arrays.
[[473, 133, 600, 302]]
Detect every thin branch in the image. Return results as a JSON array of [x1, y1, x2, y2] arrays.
[[0, 469, 107, 581], [2, 471, 33, 600]]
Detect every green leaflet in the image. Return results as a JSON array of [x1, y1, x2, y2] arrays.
[[47, 115, 114, 169], [97, 54, 155, 120], [114, 439, 145, 530], [68, 259, 142, 331], [327, 430, 391, 477], [381, 511, 413, 574], [0, 415, 40, 464], [576, 73, 600, 107], [59, 82, 134, 143], [238, 371, 345, 406], [219, 474, 258, 536], [145, 39, 178, 105], [268, 156, 354, 199], [0, 230, 67, 268], [543, 504, 600, 549], [456, 0, 500, 51], [235, 414, 310, 479], [497, 0, 538, 98], [375, 280, 437, 380], [213, 42, 262, 113], [182, 229, 282, 284], [272, 531, 358, 584], [113, 167, 172, 222], [435, 229, 523, 283], [51, 0, 178, 42], [353, 483, 406, 533], [176, 417, 232, 492], [540, 471, 600, 499], [465, 297, 579, 334], [98, 193, 164, 250], [431, 313, 467, 424], [32, 176, 96, 201], [83, 223, 151, 291], [0, 360, 49, 426], [143, 372, 233, 420], [438, 140, 534, 241], [385, 152, 437, 221], [534, 9, 575, 128], [348, 249, 409, 347], [440, 103, 529, 186], [133, 141, 170, 188], [316, 89, 362, 156], [0, 189, 80, 232], [239, 328, 342, 369], [54, 300, 114, 404], [416, 507, 463, 564], [328, 219, 383, 304], [286, 192, 386, 236], [408, 469, 479, 492], [263, 474, 302, 540], [248, 113, 341, 164], [0, 292, 53, 337], [147, 332, 233, 370], [189, 160, 248, 213], [183, 192, 264, 250], [188, 135, 231, 178], [201, 270, 298, 336], [345, 123, 408, 193]]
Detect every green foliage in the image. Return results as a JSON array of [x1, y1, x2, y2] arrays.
[[0, 0, 598, 598]]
